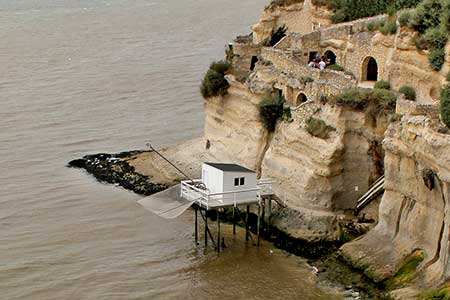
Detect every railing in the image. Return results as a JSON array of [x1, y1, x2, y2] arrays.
[[257, 179, 274, 196], [181, 179, 274, 210]]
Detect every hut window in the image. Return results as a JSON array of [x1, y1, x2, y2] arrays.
[[234, 177, 245, 186]]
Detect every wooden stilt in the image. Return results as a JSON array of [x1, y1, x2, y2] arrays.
[[194, 206, 198, 245], [232, 206, 236, 235], [257, 204, 261, 246], [217, 210, 221, 253], [245, 205, 250, 241], [199, 209, 217, 250], [204, 209, 208, 247]]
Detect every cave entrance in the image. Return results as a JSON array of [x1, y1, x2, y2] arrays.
[[362, 56, 378, 81], [296, 93, 308, 105], [250, 56, 258, 71], [324, 50, 336, 65]]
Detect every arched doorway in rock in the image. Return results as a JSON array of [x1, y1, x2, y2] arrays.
[[324, 50, 336, 65], [296, 93, 308, 105], [362, 56, 378, 81]]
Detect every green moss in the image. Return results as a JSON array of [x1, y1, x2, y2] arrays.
[[306, 117, 335, 139], [422, 287, 450, 300], [384, 249, 425, 290]]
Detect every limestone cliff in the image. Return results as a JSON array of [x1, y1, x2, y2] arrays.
[[128, 1, 450, 295], [341, 117, 450, 292]]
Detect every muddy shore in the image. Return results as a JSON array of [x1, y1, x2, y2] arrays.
[[68, 149, 390, 300]]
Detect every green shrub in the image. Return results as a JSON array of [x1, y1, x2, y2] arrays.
[[410, 0, 444, 33], [328, 64, 344, 71], [423, 27, 449, 49], [306, 117, 335, 139], [367, 21, 377, 31], [258, 94, 285, 132], [399, 86, 416, 100], [429, 47, 446, 71], [441, 85, 450, 128], [447, 71, 450, 81], [380, 19, 398, 35], [399, 10, 412, 26], [374, 80, 391, 90], [200, 60, 231, 98], [414, 35, 429, 50], [209, 60, 231, 74]]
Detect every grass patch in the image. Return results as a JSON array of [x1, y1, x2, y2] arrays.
[[306, 117, 336, 139], [200, 61, 231, 98]]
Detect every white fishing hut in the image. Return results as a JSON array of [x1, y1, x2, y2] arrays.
[[180, 162, 273, 252]]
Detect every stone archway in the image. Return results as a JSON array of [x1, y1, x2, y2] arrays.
[[296, 93, 308, 105], [324, 50, 337, 65], [362, 56, 378, 81]]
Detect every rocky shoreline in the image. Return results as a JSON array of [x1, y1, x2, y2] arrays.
[[68, 150, 168, 196], [68, 149, 390, 300]]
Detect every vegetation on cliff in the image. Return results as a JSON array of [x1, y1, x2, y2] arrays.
[[200, 61, 231, 98], [384, 249, 425, 290], [399, 86, 417, 100], [306, 117, 335, 139], [258, 93, 289, 132], [333, 88, 397, 112], [401, 0, 450, 70], [440, 85, 450, 127]]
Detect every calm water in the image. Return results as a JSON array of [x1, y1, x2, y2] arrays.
[[0, 1, 343, 299]]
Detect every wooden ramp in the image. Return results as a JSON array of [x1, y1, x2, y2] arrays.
[[355, 176, 385, 213]]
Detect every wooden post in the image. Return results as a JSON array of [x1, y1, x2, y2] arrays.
[[257, 203, 261, 246], [245, 205, 250, 241], [232, 206, 236, 235], [217, 210, 221, 253], [205, 209, 208, 247], [194, 206, 198, 245]]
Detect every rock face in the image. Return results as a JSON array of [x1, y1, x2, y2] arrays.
[[341, 117, 450, 288], [252, 0, 332, 44]]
